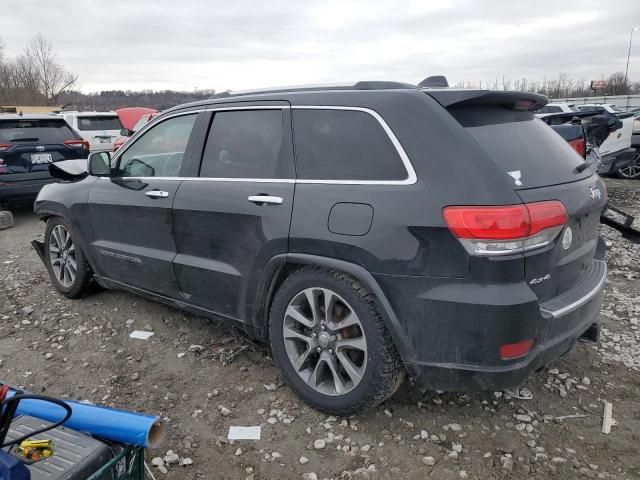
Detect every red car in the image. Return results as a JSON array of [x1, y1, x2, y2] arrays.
[[112, 110, 157, 151]]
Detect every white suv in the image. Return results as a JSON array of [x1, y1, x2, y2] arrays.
[[58, 111, 123, 152]]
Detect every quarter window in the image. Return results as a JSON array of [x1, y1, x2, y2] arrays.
[[116, 114, 196, 177], [200, 110, 284, 178], [292, 109, 407, 181]]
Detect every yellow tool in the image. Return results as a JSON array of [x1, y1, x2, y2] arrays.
[[17, 439, 53, 461]]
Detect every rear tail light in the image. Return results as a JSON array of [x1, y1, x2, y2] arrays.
[[0, 144, 11, 151], [64, 140, 90, 150], [443, 201, 568, 256], [499, 339, 534, 360], [568, 138, 586, 158]]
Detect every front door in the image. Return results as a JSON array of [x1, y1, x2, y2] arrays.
[[172, 106, 295, 321], [87, 112, 200, 297]]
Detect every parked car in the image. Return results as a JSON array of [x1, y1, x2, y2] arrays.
[[541, 109, 637, 177], [112, 113, 157, 152], [534, 102, 578, 116], [115, 107, 157, 131], [58, 111, 123, 152], [0, 114, 89, 206], [32, 82, 607, 414], [571, 104, 636, 176]]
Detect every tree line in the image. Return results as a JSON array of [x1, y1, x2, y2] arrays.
[[455, 72, 640, 98], [2, 35, 640, 111]]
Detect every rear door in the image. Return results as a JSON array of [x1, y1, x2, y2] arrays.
[[455, 107, 606, 302], [172, 104, 295, 321], [87, 111, 200, 297], [0, 118, 88, 184]]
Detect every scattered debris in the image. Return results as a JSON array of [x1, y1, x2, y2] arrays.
[[228, 425, 261, 440], [129, 330, 154, 340], [601, 401, 615, 434]]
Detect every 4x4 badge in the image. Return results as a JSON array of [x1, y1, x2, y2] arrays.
[[589, 186, 602, 201]]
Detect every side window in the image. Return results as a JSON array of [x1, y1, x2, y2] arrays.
[[116, 114, 197, 177], [293, 109, 407, 180], [200, 110, 284, 178]]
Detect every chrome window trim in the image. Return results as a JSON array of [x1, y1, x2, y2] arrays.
[[112, 104, 417, 186], [291, 105, 417, 185]]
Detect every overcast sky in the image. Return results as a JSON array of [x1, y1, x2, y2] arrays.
[[3, 0, 640, 93]]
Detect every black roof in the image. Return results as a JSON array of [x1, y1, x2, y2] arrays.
[[160, 81, 548, 116]]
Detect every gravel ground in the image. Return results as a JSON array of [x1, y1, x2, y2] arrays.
[[0, 178, 639, 480]]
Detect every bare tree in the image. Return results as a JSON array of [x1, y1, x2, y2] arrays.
[[25, 34, 78, 105], [606, 71, 627, 95]]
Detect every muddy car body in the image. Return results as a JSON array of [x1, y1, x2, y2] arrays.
[[33, 82, 608, 413]]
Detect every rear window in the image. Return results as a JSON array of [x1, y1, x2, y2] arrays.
[[450, 106, 593, 189], [0, 119, 79, 144], [536, 105, 562, 114], [76, 116, 122, 131], [293, 109, 407, 181]]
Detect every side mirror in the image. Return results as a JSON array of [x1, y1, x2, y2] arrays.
[[120, 128, 134, 137], [88, 151, 112, 176]]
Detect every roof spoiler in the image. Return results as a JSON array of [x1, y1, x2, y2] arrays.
[[425, 90, 549, 112]]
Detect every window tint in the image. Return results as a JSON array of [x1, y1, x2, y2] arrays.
[[293, 109, 407, 180], [116, 114, 196, 177], [76, 116, 123, 131], [200, 110, 284, 178], [0, 119, 79, 143], [460, 111, 592, 189]]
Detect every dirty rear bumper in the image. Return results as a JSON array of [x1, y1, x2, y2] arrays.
[[377, 253, 607, 392], [404, 283, 604, 390]]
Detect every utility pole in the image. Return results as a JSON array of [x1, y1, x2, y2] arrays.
[[624, 26, 638, 93]]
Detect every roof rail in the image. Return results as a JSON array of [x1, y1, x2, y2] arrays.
[[208, 81, 418, 99]]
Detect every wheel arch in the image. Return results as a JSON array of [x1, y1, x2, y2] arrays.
[[253, 253, 413, 362]]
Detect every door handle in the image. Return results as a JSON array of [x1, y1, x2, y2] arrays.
[[145, 190, 169, 198], [248, 195, 283, 205]]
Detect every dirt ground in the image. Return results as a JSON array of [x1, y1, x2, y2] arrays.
[[1, 178, 639, 480]]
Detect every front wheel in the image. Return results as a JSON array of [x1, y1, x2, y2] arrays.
[[617, 152, 640, 179], [269, 268, 404, 415], [44, 217, 93, 298]]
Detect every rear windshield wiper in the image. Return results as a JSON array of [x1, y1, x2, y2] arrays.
[[10, 137, 40, 142], [575, 162, 589, 173]]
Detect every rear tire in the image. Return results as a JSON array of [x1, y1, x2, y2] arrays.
[[269, 267, 404, 415], [617, 151, 640, 179], [44, 217, 93, 298]]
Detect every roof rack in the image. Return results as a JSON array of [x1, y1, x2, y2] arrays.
[[209, 81, 418, 99]]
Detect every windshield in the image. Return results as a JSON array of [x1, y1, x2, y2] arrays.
[[0, 119, 78, 143], [76, 116, 123, 131]]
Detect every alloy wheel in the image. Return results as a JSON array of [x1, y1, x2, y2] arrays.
[[282, 287, 367, 396], [49, 225, 77, 288], [618, 153, 640, 179]]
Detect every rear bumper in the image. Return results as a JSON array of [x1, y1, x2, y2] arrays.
[[597, 147, 635, 174], [0, 177, 55, 204], [377, 245, 607, 391]]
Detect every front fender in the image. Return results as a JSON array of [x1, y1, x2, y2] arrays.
[[33, 176, 99, 271]]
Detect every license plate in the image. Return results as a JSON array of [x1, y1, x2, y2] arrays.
[[98, 137, 111, 143], [30, 153, 52, 164]]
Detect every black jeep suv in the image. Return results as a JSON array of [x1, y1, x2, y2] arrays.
[[33, 82, 607, 414], [0, 114, 90, 206]]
